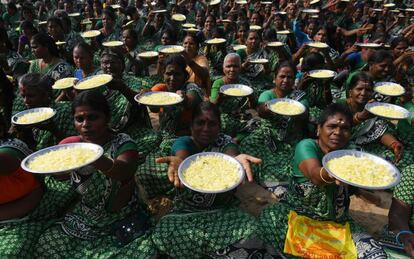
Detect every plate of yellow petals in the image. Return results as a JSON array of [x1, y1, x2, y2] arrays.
[[21, 143, 103, 174], [12, 107, 56, 125], [74, 74, 113, 90], [134, 91, 183, 106], [220, 84, 253, 97], [322, 150, 400, 190], [374, 82, 405, 96], [53, 77, 77, 89], [366, 102, 410, 120], [267, 98, 306, 116]]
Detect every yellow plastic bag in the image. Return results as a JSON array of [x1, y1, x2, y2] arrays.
[[284, 210, 357, 259]]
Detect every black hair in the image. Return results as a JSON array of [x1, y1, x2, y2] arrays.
[[348, 72, 373, 91], [317, 103, 353, 127], [124, 6, 137, 17], [161, 27, 177, 44], [20, 21, 38, 34], [250, 12, 263, 24], [164, 54, 189, 79], [71, 90, 111, 119], [205, 14, 216, 25], [74, 42, 94, 58], [263, 28, 277, 42], [247, 29, 262, 41], [123, 28, 139, 43], [391, 36, 410, 49], [18, 73, 54, 99], [368, 49, 393, 65], [47, 16, 64, 30], [183, 34, 200, 49], [275, 61, 297, 77], [31, 32, 60, 58], [102, 9, 116, 21], [274, 13, 285, 21], [101, 48, 126, 69], [191, 101, 221, 125], [7, 3, 17, 11], [301, 52, 325, 72], [237, 21, 249, 30]]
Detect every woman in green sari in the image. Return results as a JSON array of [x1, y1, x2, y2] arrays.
[[35, 90, 157, 258], [336, 72, 411, 171], [0, 113, 73, 258], [258, 103, 387, 258], [121, 29, 146, 76], [210, 53, 254, 137], [150, 101, 270, 258], [240, 62, 309, 198], [96, 9, 120, 45], [297, 52, 333, 120], [237, 30, 273, 96], [11, 73, 77, 151], [28, 32, 73, 81], [73, 42, 100, 80], [346, 50, 394, 103], [148, 54, 204, 136], [96, 49, 159, 158]]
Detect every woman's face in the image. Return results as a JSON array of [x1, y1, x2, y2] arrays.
[[19, 85, 49, 108], [274, 16, 283, 29], [164, 63, 186, 91], [305, 23, 316, 36], [102, 14, 115, 29], [246, 31, 260, 50], [183, 36, 197, 55], [275, 66, 294, 92], [318, 113, 352, 151], [191, 110, 220, 148], [353, 8, 362, 19], [30, 40, 47, 59], [223, 56, 240, 81], [349, 80, 373, 105], [196, 12, 205, 25], [205, 16, 215, 31], [47, 21, 63, 39], [122, 30, 136, 48], [370, 58, 393, 79], [73, 47, 92, 70], [161, 32, 172, 45], [156, 14, 164, 26], [250, 13, 260, 25], [101, 55, 124, 78], [314, 29, 327, 42], [74, 105, 109, 143], [237, 27, 247, 40], [393, 41, 409, 58]]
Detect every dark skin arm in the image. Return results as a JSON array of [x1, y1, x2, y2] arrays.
[[0, 186, 44, 221], [0, 153, 21, 176], [389, 198, 414, 257], [380, 133, 403, 163], [107, 79, 139, 103], [298, 158, 336, 187], [93, 152, 139, 182]]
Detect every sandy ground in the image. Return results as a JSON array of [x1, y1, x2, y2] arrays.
[[235, 182, 392, 237]]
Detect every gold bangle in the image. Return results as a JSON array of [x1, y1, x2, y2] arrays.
[[320, 167, 334, 184], [103, 158, 115, 173]]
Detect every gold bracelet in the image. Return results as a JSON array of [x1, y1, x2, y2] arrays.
[[320, 167, 334, 184], [103, 158, 115, 173]]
